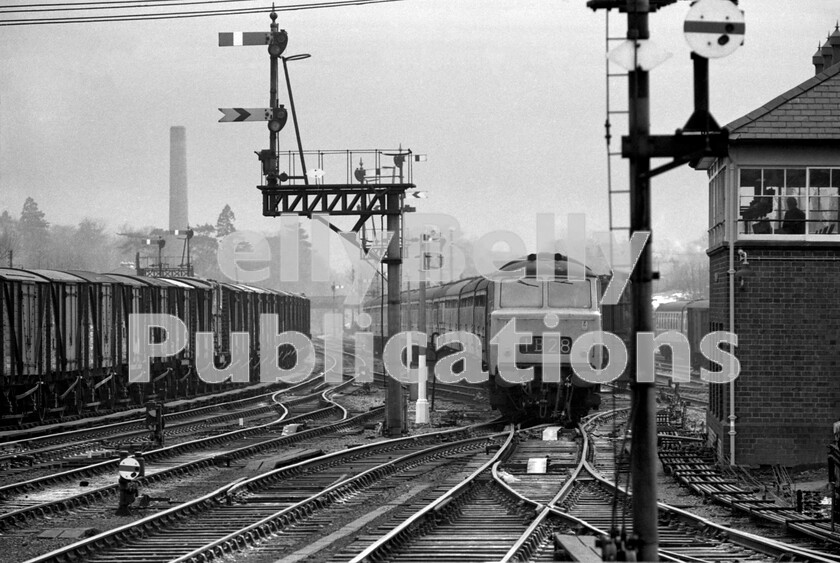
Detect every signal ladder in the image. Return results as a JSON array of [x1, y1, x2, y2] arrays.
[[603, 11, 631, 267]]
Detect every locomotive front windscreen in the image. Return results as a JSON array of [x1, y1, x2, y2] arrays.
[[499, 279, 592, 308]]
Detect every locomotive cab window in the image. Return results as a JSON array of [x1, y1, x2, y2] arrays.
[[499, 280, 542, 308], [548, 280, 591, 308]]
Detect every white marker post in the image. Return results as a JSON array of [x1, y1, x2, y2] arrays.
[[116, 453, 143, 515], [415, 235, 430, 424]]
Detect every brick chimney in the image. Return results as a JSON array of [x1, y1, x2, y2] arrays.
[[169, 126, 189, 231]]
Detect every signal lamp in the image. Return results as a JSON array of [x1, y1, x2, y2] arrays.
[[268, 30, 288, 58], [268, 107, 288, 133], [256, 149, 278, 178]]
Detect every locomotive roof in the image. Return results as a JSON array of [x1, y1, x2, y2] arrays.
[[497, 253, 596, 279], [0, 268, 50, 283]]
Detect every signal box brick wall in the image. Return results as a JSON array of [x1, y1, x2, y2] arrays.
[[707, 243, 840, 467]]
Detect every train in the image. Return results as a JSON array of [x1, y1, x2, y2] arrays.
[[0, 268, 309, 423], [363, 253, 633, 424], [653, 299, 710, 374]]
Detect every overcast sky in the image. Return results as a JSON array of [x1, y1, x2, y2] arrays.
[[1, 0, 837, 262]]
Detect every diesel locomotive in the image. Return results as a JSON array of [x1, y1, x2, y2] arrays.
[[363, 253, 631, 423]]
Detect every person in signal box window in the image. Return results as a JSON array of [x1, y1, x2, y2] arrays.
[[778, 197, 806, 234]]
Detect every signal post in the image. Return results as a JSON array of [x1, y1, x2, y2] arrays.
[[586, 0, 739, 559], [219, 9, 419, 437]]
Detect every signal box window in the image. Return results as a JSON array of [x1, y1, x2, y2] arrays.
[[739, 167, 840, 236]]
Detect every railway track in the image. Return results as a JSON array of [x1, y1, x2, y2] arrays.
[[337, 416, 604, 562], [339, 427, 521, 563], [370, 371, 486, 404], [0, 374, 352, 532], [659, 438, 840, 556], [25, 420, 507, 563], [343, 402, 837, 562], [654, 363, 709, 408], [0, 341, 341, 476], [513, 408, 837, 562], [0, 393, 288, 477]]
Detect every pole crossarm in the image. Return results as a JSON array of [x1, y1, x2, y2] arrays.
[[260, 183, 415, 217]]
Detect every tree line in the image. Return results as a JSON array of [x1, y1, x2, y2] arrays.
[[0, 198, 331, 297]]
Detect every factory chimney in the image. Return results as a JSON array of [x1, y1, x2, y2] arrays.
[[169, 126, 189, 231]]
